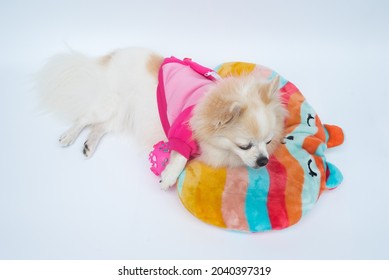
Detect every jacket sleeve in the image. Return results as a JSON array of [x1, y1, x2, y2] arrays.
[[167, 106, 198, 159]]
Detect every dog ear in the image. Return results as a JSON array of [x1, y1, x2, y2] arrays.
[[269, 76, 280, 96], [216, 101, 242, 128], [260, 76, 280, 103]]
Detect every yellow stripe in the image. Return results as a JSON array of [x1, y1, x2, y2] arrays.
[[217, 62, 256, 77], [179, 161, 227, 228]]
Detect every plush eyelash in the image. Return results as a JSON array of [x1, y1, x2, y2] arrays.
[[238, 143, 253, 150]]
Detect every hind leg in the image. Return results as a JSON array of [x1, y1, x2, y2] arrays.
[[83, 123, 109, 158], [59, 120, 89, 147]]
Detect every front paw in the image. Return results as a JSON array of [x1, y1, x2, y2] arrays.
[[158, 151, 187, 190], [59, 132, 76, 147], [160, 168, 179, 190]]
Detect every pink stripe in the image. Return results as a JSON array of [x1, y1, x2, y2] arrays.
[[267, 157, 289, 229], [253, 65, 273, 79], [221, 167, 249, 231], [280, 81, 298, 105]]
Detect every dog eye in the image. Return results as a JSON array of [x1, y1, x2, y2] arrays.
[[238, 143, 253, 150], [266, 139, 272, 145]]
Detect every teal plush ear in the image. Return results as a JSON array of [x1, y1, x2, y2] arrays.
[[326, 162, 343, 189]]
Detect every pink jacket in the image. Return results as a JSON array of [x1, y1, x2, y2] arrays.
[[157, 57, 219, 159]]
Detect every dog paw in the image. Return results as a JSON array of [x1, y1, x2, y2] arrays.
[[159, 151, 187, 190], [83, 141, 94, 158], [59, 132, 76, 147], [160, 170, 178, 190]]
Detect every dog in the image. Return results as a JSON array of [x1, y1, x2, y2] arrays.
[[36, 47, 287, 189]]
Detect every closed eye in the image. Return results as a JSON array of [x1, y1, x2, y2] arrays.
[[307, 113, 314, 126], [238, 143, 253, 150], [266, 139, 272, 145], [308, 159, 318, 177]]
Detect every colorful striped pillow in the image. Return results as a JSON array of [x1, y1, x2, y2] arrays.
[[177, 62, 344, 232]]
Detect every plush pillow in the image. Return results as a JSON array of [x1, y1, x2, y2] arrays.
[[176, 62, 344, 232]]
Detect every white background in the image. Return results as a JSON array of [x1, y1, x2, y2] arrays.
[[0, 0, 388, 259]]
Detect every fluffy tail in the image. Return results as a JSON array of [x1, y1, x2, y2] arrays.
[[36, 51, 111, 122]]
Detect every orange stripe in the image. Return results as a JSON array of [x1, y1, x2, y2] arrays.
[[284, 92, 304, 132], [274, 89, 305, 226], [300, 116, 327, 197], [274, 146, 304, 226], [179, 161, 227, 228], [221, 167, 249, 231], [324, 124, 345, 148], [302, 115, 326, 154]]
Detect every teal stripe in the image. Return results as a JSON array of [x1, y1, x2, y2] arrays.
[[324, 125, 330, 144], [316, 143, 326, 156], [299, 101, 321, 216], [245, 167, 271, 232], [284, 100, 321, 217], [268, 71, 277, 80], [213, 64, 222, 73], [326, 162, 343, 189], [301, 156, 321, 216], [177, 170, 186, 196], [279, 76, 288, 88]]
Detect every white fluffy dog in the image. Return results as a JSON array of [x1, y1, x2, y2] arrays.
[[37, 47, 286, 189]]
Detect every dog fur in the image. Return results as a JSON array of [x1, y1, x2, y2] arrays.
[[36, 47, 286, 189]]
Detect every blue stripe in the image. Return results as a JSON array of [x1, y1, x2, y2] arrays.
[[301, 156, 321, 216], [177, 170, 186, 196], [283, 100, 321, 217], [324, 125, 330, 144], [213, 64, 222, 73], [298, 101, 321, 216], [326, 162, 343, 189], [245, 167, 271, 232], [279, 76, 288, 88]]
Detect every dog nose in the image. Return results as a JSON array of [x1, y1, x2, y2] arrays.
[[256, 157, 269, 167]]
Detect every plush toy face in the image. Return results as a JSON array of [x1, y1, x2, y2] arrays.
[[177, 62, 344, 232]]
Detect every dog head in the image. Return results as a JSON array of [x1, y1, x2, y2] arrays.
[[191, 74, 287, 168]]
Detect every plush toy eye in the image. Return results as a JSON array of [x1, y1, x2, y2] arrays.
[[238, 143, 253, 150], [307, 113, 315, 127], [266, 139, 272, 145], [308, 159, 318, 177], [281, 135, 294, 144]]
